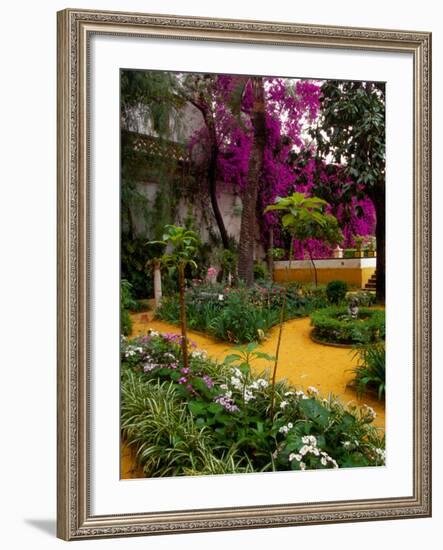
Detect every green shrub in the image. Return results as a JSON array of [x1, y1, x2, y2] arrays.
[[352, 343, 385, 399], [310, 306, 385, 345], [121, 333, 385, 476], [253, 262, 268, 281], [326, 280, 348, 304], [346, 290, 376, 307], [121, 279, 137, 336], [343, 248, 356, 258]]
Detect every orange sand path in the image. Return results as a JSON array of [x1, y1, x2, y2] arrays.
[[122, 312, 385, 478]]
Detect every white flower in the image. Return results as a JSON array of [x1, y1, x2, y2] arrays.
[[375, 448, 386, 462], [280, 400, 289, 410], [342, 441, 352, 449], [300, 462, 306, 471], [148, 330, 160, 337], [321, 457, 328, 466], [244, 390, 256, 403], [233, 367, 243, 377], [294, 454, 302, 462], [220, 384, 228, 390], [284, 391, 294, 396], [191, 349, 207, 359], [257, 379, 269, 388], [218, 294, 224, 301], [307, 386, 319, 396], [299, 445, 310, 456], [278, 422, 293, 435], [289, 453, 302, 462], [302, 435, 317, 446]]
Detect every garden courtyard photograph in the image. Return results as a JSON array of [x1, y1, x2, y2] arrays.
[[120, 70, 386, 478]]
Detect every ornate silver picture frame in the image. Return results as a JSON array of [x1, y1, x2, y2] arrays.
[[57, 8, 431, 540]]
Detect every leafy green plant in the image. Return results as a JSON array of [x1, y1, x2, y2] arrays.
[[150, 225, 199, 370], [346, 290, 376, 307], [156, 282, 328, 344], [121, 332, 385, 477], [310, 306, 385, 345], [271, 247, 285, 260], [265, 192, 344, 287], [121, 279, 137, 336], [253, 262, 268, 281], [352, 343, 385, 399], [264, 192, 343, 416], [326, 280, 348, 304], [344, 248, 357, 259]]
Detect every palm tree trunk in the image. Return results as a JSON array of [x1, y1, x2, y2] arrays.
[[238, 77, 266, 286], [178, 262, 189, 370]]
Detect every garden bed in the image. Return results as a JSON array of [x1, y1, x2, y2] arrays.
[[156, 282, 329, 344], [121, 331, 385, 477], [310, 306, 385, 346]]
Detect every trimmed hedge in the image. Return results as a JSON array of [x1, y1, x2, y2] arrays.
[[310, 306, 385, 345]]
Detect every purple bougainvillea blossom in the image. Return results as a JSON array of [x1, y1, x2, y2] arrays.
[[186, 74, 375, 258]]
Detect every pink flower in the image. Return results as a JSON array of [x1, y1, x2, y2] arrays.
[[202, 375, 214, 388]]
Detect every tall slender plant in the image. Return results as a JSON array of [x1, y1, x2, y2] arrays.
[[264, 192, 343, 416], [149, 225, 199, 370]]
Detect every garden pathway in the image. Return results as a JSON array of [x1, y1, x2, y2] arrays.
[[122, 312, 385, 478]]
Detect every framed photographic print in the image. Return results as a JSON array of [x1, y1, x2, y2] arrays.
[[57, 8, 431, 540]]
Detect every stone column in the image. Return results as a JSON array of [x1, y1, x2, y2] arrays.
[[153, 260, 162, 309]]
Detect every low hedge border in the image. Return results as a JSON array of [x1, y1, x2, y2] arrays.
[[310, 306, 385, 346]]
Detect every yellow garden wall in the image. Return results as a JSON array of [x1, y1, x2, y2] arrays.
[[273, 259, 376, 288]]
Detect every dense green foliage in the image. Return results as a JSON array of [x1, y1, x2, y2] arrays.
[[346, 291, 376, 307], [156, 282, 329, 343], [310, 306, 385, 345], [121, 279, 137, 336], [314, 80, 386, 301], [326, 280, 348, 304], [121, 332, 385, 477], [352, 343, 386, 400]]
